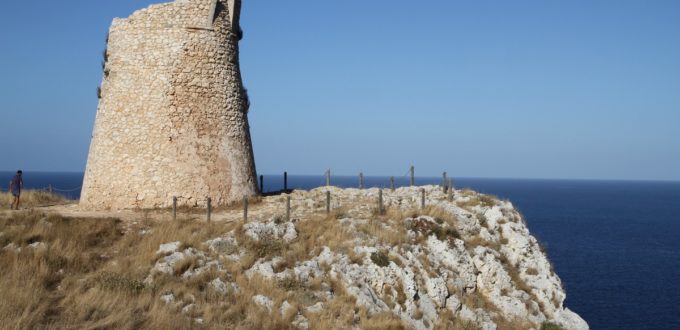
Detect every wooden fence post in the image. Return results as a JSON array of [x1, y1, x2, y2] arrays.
[[172, 196, 177, 221], [442, 172, 448, 192], [390, 176, 395, 191], [410, 166, 415, 186], [420, 188, 426, 209], [207, 197, 212, 223], [359, 172, 364, 189], [286, 195, 291, 222], [325, 169, 331, 187], [378, 189, 384, 215], [447, 178, 454, 202], [326, 191, 331, 214], [243, 196, 248, 222]]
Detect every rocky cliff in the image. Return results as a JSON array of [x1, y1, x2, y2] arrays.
[[144, 186, 588, 329]]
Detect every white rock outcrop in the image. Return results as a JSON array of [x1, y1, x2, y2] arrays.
[[145, 186, 588, 329]]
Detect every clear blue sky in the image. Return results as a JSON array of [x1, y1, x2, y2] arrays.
[[1, 0, 678, 180]]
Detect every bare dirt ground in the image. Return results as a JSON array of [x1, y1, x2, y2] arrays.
[[2, 192, 312, 230]]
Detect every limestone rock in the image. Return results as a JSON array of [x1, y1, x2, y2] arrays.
[[292, 314, 309, 330], [160, 293, 175, 305], [425, 277, 448, 307], [446, 295, 461, 313], [28, 242, 47, 250], [181, 303, 196, 315], [157, 241, 181, 254], [280, 301, 294, 316], [3, 243, 20, 253], [306, 302, 323, 313], [209, 278, 228, 295], [244, 221, 297, 242], [555, 308, 590, 330], [253, 294, 273, 312]]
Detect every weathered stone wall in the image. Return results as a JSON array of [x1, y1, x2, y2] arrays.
[[81, 0, 258, 210]]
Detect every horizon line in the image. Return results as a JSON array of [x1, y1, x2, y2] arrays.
[[1, 170, 678, 184]]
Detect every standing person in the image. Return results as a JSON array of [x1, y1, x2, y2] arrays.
[[9, 170, 23, 210]]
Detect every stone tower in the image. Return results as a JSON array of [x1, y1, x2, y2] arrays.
[[81, 0, 258, 210]]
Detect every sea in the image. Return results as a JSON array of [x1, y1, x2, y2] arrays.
[[1, 171, 679, 330]]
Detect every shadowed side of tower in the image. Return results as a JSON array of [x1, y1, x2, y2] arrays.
[[81, 0, 258, 210]]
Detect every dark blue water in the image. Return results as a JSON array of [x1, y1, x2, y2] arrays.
[[0, 171, 84, 199], [2, 172, 679, 329]]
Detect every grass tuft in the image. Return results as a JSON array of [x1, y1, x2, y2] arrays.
[[0, 190, 68, 209], [540, 322, 565, 330]]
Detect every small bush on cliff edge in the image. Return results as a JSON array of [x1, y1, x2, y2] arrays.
[[371, 251, 390, 267], [540, 322, 565, 330]]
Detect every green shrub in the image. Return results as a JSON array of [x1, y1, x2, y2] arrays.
[[477, 214, 488, 228], [371, 251, 389, 267], [431, 226, 461, 241]]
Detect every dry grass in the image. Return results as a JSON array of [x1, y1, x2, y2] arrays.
[[167, 195, 264, 215], [361, 312, 406, 329], [357, 218, 408, 247], [0, 189, 544, 329], [389, 206, 462, 247], [434, 309, 482, 330], [0, 190, 69, 209], [0, 191, 428, 329], [456, 193, 497, 211], [0, 210, 287, 329], [495, 318, 536, 330], [464, 235, 501, 252], [420, 205, 458, 224], [460, 290, 533, 330]]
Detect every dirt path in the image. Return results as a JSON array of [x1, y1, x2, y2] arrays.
[[2, 187, 433, 228], [3, 198, 288, 225]]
